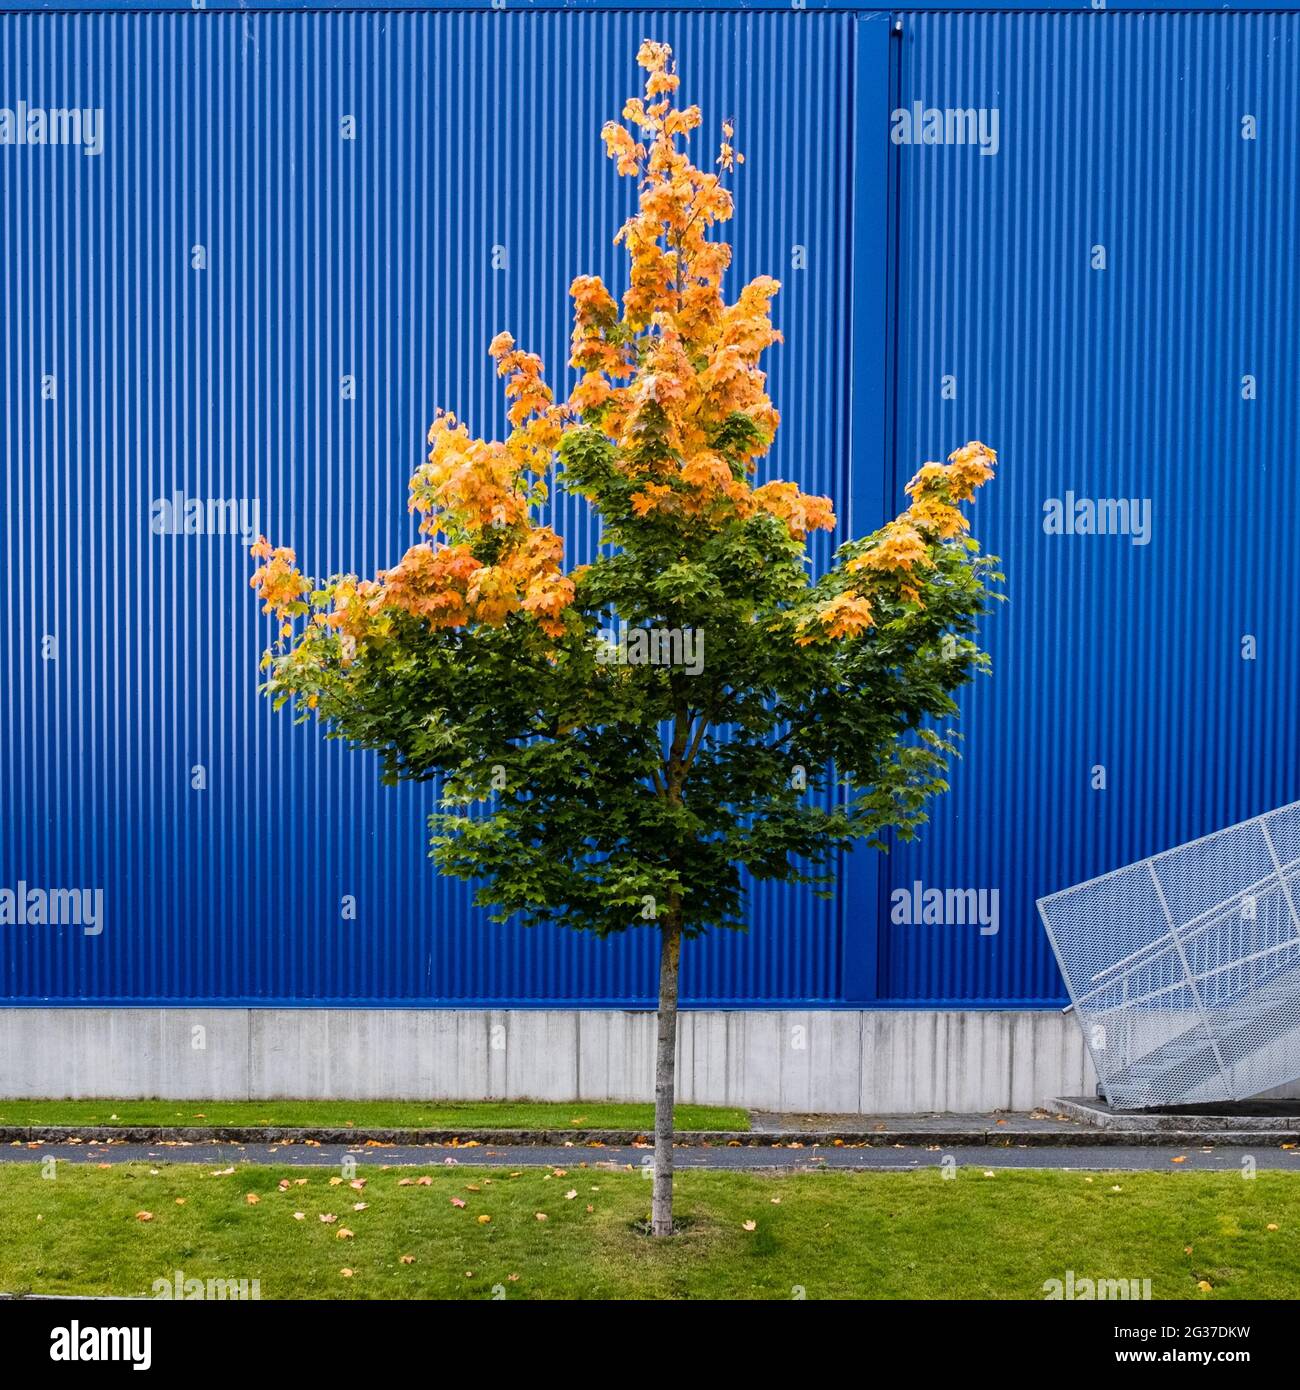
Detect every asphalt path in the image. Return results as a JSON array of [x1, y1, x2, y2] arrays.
[[2, 1140, 1298, 1171]]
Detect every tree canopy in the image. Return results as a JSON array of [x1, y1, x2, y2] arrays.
[[250, 38, 1001, 945]]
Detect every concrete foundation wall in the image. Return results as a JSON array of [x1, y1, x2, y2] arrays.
[[0, 1007, 1110, 1112]]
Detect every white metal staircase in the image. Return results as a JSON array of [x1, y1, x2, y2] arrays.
[[1038, 802, 1300, 1110]]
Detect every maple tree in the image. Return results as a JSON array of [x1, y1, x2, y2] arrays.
[[250, 40, 1000, 1236]]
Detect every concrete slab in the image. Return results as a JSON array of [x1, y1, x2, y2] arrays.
[[1054, 1095, 1300, 1133]]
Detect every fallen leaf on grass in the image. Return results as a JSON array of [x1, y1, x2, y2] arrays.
[[336, 1228, 354, 1240], [349, 1179, 366, 1191], [174, 1198, 186, 1207], [565, 1189, 578, 1200], [245, 1193, 260, 1205], [417, 1176, 433, 1186], [534, 1212, 548, 1222], [353, 1202, 368, 1212], [399, 1255, 415, 1265], [328, 1177, 343, 1187], [1197, 1280, 1213, 1292], [339, 1268, 353, 1278], [1267, 1223, 1279, 1231], [135, 1211, 154, 1222], [450, 1198, 466, 1208], [477, 1214, 492, 1224], [742, 1220, 757, 1231], [319, 1213, 337, 1224], [293, 1213, 306, 1220]]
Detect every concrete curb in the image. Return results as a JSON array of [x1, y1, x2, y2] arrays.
[[3, 1124, 1297, 1148]]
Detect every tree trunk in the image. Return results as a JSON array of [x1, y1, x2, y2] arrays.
[[651, 920, 682, 1236]]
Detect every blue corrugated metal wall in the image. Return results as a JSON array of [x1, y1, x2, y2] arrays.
[[886, 9, 1300, 1003], [0, 7, 857, 1004], [2, 4, 1297, 1007]]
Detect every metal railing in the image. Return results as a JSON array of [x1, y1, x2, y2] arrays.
[[1038, 802, 1300, 1109]]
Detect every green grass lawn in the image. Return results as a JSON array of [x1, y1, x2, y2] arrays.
[[0, 1162, 1295, 1299], [0, 1099, 748, 1132]]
